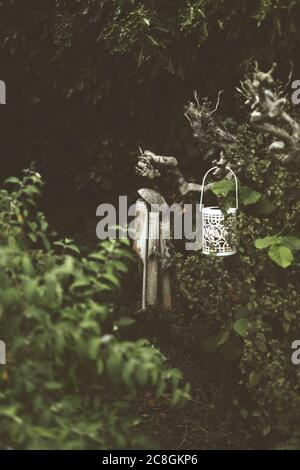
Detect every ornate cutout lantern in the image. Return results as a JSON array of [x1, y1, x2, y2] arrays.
[[200, 167, 238, 256]]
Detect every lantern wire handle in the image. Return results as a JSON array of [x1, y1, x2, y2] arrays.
[[200, 166, 238, 210]]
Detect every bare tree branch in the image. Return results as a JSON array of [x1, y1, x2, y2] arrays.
[[184, 92, 236, 150], [135, 149, 205, 196], [238, 62, 300, 164]]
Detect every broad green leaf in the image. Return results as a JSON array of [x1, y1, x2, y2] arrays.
[[211, 179, 235, 197], [255, 235, 281, 249], [281, 236, 300, 251], [255, 198, 276, 214], [268, 245, 294, 268], [240, 186, 261, 205]]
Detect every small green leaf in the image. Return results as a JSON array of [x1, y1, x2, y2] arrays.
[[116, 317, 135, 327], [249, 371, 260, 386], [233, 318, 248, 337], [71, 278, 91, 289], [5, 176, 20, 185], [217, 330, 230, 346], [257, 341, 268, 353], [88, 338, 101, 360], [171, 388, 182, 406], [263, 425, 271, 436]]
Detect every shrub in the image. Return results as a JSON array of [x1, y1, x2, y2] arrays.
[[173, 122, 300, 445], [0, 170, 189, 449]]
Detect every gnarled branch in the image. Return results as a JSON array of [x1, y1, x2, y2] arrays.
[[238, 62, 300, 164], [135, 149, 204, 196]]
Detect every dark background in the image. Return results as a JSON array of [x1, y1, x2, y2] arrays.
[[0, 0, 299, 241]]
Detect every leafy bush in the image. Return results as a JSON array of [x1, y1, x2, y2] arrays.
[[173, 122, 300, 445], [0, 170, 189, 449]]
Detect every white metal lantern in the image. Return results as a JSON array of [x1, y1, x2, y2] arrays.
[[200, 167, 238, 256]]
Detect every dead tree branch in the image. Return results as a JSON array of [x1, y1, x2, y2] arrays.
[[237, 62, 300, 164], [135, 149, 206, 196], [135, 93, 237, 199], [184, 91, 236, 150]]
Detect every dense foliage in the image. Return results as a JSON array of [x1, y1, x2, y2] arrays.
[[0, 171, 188, 449], [0, 0, 300, 450], [174, 122, 300, 447]]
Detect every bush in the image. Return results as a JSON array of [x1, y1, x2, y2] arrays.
[[173, 122, 300, 445], [0, 170, 189, 449]]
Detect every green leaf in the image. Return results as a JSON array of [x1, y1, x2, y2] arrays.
[[257, 341, 268, 353], [211, 179, 235, 197], [5, 176, 20, 185], [44, 382, 62, 391], [255, 235, 281, 249], [156, 380, 166, 398], [88, 338, 101, 360], [233, 318, 248, 337], [171, 388, 182, 406], [71, 278, 91, 289], [268, 245, 294, 268], [235, 306, 250, 319], [240, 186, 261, 205], [217, 330, 230, 346], [116, 317, 135, 327], [102, 272, 120, 288], [255, 198, 276, 215], [249, 371, 260, 386], [281, 236, 300, 251], [263, 425, 271, 437]]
